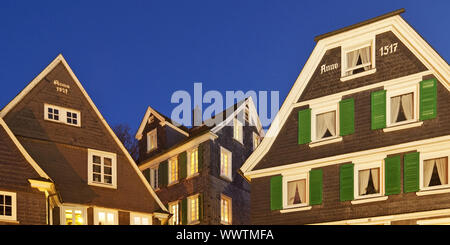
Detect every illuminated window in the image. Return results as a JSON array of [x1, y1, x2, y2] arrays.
[[169, 201, 180, 225], [94, 208, 117, 225], [220, 147, 232, 181], [422, 157, 448, 189], [130, 213, 152, 225], [0, 191, 16, 221], [150, 167, 159, 190], [88, 149, 117, 188], [187, 194, 199, 224], [233, 118, 243, 143], [188, 147, 198, 177], [44, 104, 81, 127], [147, 129, 157, 152], [220, 194, 232, 225], [169, 157, 178, 184], [62, 206, 86, 225]]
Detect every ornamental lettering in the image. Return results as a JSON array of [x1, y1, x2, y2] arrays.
[[320, 63, 339, 74], [54, 80, 70, 94]]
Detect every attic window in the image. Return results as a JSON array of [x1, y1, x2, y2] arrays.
[[44, 104, 81, 127], [341, 38, 376, 81], [147, 129, 157, 152]]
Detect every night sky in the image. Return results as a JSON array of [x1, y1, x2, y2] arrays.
[[0, 1, 448, 133]]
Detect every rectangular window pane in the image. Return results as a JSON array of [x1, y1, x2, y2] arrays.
[[287, 179, 306, 205], [424, 157, 448, 187], [359, 168, 380, 195], [316, 111, 336, 140]]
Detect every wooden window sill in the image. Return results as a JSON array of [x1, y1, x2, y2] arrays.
[[416, 187, 450, 196], [340, 68, 376, 82], [309, 136, 342, 148], [351, 196, 388, 205], [383, 121, 423, 132], [280, 206, 312, 213]]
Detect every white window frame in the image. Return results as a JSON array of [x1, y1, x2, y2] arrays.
[[187, 147, 199, 178], [187, 194, 200, 225], [88, 149, 117, 189], [147, 129, 157, 152], [419, 150, 450, 192], [60, 205, 87, 225], [386, 84, 419, 128], [220, 194, 232, 225], [341, 36, 376, 81], [354, 161, 384, 200], [168, 156, 178, 185], [310, 101, 341, 144], [233, 118, 243, 144], [93, 207, 118, 225], [220, 146, 232, 181], [150, 167, 159, 190], [44, 104, 81, 127], [0, 191, 16, 222], [282, 173, 309, 209], [130, 212, 153, 225], [168, 201, 180, 225]]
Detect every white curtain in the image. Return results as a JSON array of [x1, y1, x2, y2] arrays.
[[371, 168, 380, 193], [325, 111, 336, 136], [360, 46, 371, 70], [359, 169, 371, 195], [401, 94, 414, 121], [346, 49, 360, 75], [316, 113, 328, 140], [288, 180, 306, 205], [298, 180, 306, 204], [390, 96, 401, 123], [423, 160, 435, 187], [436, 158, 448, 185]]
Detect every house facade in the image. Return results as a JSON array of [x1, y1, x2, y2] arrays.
[[0, 55, 169, 225], [240, 9, 450, 225], [136, 99, 264, 225]]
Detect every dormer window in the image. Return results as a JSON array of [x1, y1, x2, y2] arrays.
[[341, 37, 376, 81], [147, 129, 157, 152]]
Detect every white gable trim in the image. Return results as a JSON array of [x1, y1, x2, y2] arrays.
[[0, 54, 168, 213], [240, 14, 450, 175], [135, 106, 189, 140]]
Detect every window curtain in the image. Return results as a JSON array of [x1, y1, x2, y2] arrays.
[[359, 169, 371, 195], [360, 46, 371, 70], [288, 180, 306, 205], [346, 49, 359, 75], [371, 168, 380, 193], [436, 158, 448, 185], [423, 159, 435, 187], [316, 111, 336, 139], [390, 96, 401, 123], [401, 94, 414, 121]]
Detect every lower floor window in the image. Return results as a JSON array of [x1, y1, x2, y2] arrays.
[[423, 157, 448, 188], [220, 195, 232, 225], [130, 213, 152, 225], [64, 208, 85, 225], [358, 168, 380, 196], [169, 202, 180, 225], [188, 195, 199, 224], [0, 192, 15, 220], [94, 208, 118, 225]]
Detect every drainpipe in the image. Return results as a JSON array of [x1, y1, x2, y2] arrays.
[[47, 193, 58, 225]]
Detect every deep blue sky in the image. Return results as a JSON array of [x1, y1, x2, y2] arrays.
[[1, 1, 448, 133]]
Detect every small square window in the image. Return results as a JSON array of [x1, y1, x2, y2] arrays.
[[147, 129, 157, 152]]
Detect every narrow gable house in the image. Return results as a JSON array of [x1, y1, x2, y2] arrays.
[[240, 9, 450, 225], [0, 55, 169, 225]]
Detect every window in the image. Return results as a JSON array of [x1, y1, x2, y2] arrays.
[[187, 194, 199, 224], [169, 156, 178, 184], [233, 118, 243, 143], [386, 86, 418, 128], [220, 147, 232, 181], [94, 208, 118, 225], [147, 129, 157, 152], [315, 111, 337, 140], [130, 213, 152, 225], [282, 173, 308, 209], [423, 157, 448, 189], [0, 191, 16, 221], [188, 147, 199, 177], [168, 201, 180, 225], [150, 167, 159, 190], [88, 149, 117, 188], [253, 132, 261, 151], [341, 38, 375, 80], [355, 162, 383, 199], [62, 206, 86, 225], [44, 104, 81, 127], [220, 195, 232, 225]]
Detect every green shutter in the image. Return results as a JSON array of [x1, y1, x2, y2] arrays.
[[385, 156, 401, 195], [270, 175, 283, 210], [309, 169, 323, 205], [298, 109, 311, 144], [339, 98, 355, 136], [404, 152, 420, 193], [143, 168, 150, 184], [198, 193, 203, 221], [178, 152, 187, 179], [181, 198, 187, 225], [158, 161, 168, 187], [198, 144, 203, 171], [420, 79, 437, 120], [371, 90, 386, 130], [340, 163, 354, 201]]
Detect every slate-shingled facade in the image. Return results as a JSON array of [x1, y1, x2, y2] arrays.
[[240, 9, 450, 225]]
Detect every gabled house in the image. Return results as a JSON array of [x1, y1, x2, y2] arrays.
[[240, 9, 450, 225], [136, 98, 264, 225], [0, 54, 169, 225]]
